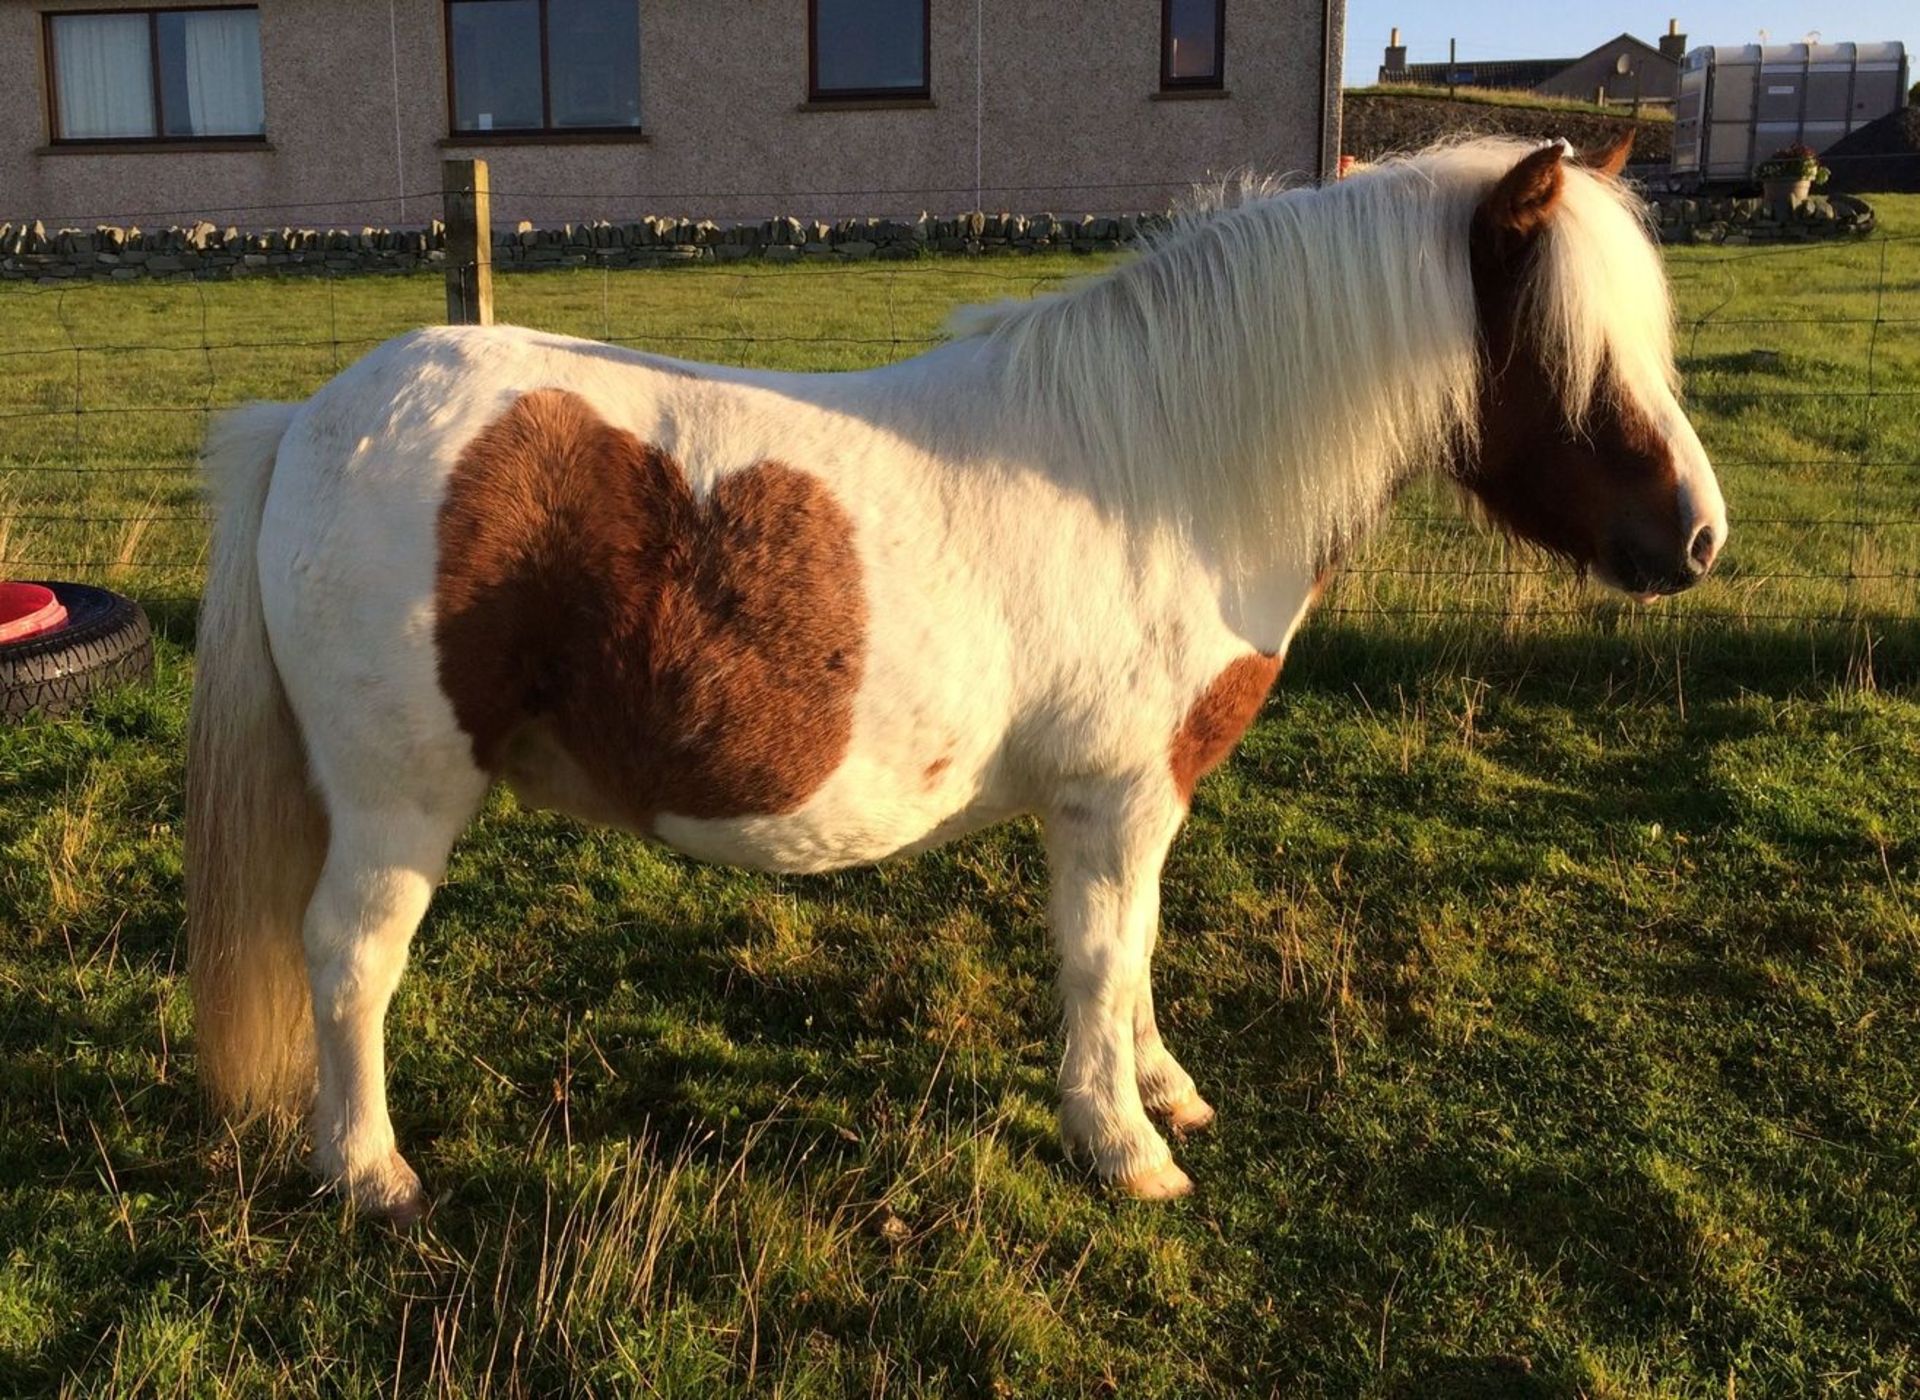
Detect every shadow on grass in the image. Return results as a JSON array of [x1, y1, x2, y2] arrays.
[[1287, 612, 1919, 702], [418, 884, 1061, 1166], [1391, 1354, 1567, 1398], [141, 594, 199, 649]]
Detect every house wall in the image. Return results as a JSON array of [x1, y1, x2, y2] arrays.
[[0, 0, 1339, 229], [1537, 44, 1679, 104]]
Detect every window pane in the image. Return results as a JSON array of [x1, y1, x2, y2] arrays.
[[156, 9, 266, 137], [450, 0, 543, 131], [1166, 0, 1221, 81], [548, 0, 641, 128], [814, 0, 925, 95], [52, 13, 156, 139]]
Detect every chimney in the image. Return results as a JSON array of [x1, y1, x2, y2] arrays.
[[1658, 18, 1687, 62], [1383, 25, 1408, 80]]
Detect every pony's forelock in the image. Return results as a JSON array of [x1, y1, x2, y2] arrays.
[[947, 137, 1677, 578], [1516, 149, 1678, 421]]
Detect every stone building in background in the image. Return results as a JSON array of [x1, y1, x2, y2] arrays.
[[0, 0, 1345, 228], [1379, 20, 1687, 108]]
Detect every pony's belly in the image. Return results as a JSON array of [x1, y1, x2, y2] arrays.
[[652, 743, 1018, 872], [653, 792, 1009, 874], [504, 721, 1006, 873]]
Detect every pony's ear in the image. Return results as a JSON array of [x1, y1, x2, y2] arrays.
[[1475, 144, 1567, 255], [1583, 128, 1635, 177]]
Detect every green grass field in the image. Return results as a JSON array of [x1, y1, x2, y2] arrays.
[[1, 201, 1917, 1396]]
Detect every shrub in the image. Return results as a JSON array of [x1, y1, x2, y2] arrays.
[[1753, 143, 1829, 185]]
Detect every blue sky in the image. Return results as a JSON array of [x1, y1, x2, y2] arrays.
[[1343, 3, 1915, 86]]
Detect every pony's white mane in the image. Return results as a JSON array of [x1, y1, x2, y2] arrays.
[[950, 138, 1677, 576]]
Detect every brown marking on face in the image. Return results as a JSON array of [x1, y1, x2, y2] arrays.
[[1169, 652, 1283, 804], [1456, 149, 1699, 597], [921, 755, 952, 786], [434, 389, 866, 823]]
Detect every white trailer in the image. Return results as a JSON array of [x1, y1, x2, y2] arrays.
[[1673, 42, 1908, 180]]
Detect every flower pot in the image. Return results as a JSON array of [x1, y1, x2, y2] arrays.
[[1762, 176, 1812, 218]]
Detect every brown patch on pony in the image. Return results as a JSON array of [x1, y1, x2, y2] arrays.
[[434, 389, 866, 823], [1169, 653, 1283, 804], [921, 755, 952, 786], [1465, 368, 1684, 589]]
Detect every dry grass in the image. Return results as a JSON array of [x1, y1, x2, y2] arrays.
[[1352, 83, 1677, 123]]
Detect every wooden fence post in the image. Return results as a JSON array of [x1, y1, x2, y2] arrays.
[[443, 157, 493, 326]]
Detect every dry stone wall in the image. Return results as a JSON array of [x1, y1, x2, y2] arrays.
[[0, 211, 1175, 284], [0, 189, 1874, 285], [1646, 192, 1876, 244]]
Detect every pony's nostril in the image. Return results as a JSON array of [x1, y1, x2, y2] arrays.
[[1688, 524, 1717, 574]]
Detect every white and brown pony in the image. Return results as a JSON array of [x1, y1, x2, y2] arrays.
[[187, 136, 1725, 1221]]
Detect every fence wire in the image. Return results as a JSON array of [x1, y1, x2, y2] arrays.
[[0, 189, 1913, 637]]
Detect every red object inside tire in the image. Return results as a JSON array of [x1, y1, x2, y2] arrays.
[[0, 582, 68, 643]]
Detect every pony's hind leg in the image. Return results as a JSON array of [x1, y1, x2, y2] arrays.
[[1046, 784, 1190, 1199], [303, 795, 477, 1223]]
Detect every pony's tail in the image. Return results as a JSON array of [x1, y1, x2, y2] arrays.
[[186, 401, 328, 1122]]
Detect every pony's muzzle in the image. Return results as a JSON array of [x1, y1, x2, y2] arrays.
[[1606, 516, 1721, 599]]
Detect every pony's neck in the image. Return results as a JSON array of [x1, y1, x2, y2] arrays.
[[960, 162, 1488, 586]]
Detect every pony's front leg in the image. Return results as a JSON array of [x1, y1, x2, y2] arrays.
[[1046, 785, 1192, 1199], [302, 800, 467, 1224]]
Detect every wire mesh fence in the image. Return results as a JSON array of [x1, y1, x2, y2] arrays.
[[0, 180, 1914, 640]]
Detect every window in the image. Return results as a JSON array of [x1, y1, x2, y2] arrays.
[[1161, 0, 1225, 90], [809, 0, 929, 101], [45, 7, 266, 143], [446, 0, 641, 134]]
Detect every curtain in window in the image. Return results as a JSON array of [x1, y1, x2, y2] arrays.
[[53, 13, 155, 139], [180, 10, 266, 136]]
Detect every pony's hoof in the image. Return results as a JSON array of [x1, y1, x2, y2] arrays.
[[375, 1177, 428, 1229], [330, 1152, 427, 1226], [1161, 1094, 1216, 1137], [387, 1197, 427, 1229], [1117, 1160, 1193, 1200]]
